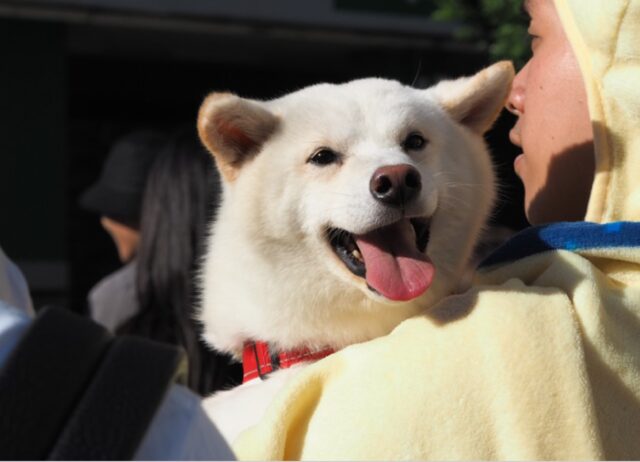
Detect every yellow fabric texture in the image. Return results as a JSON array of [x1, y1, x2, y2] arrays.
[[233, 0, 640, 459], [557, 0, 640, 223]]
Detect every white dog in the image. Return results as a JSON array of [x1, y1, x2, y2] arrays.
[[197, 61, 514, 443]]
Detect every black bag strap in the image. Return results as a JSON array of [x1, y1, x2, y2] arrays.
[[0, 307, 187, 461], [49, 335, 187, 460], [0, 307, 112, 460]]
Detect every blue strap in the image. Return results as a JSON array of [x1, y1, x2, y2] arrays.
[[480, 222, 640, 268]]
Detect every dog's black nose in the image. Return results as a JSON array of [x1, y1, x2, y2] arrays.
[[370, 164, 421, 208]]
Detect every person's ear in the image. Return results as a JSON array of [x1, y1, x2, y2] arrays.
[[429, 61, 515, 134], [197, 93, 279, 181]]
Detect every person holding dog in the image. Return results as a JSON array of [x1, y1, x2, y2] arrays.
[[233, 0, 640, 459]]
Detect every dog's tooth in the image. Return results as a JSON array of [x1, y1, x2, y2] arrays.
[[352, 249, 363, 262]]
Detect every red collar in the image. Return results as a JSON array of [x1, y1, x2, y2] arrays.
[[242, 341, 335, 383]]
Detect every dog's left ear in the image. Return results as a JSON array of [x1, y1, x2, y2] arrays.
[[198, 92, 279, 181], [429, 61, 515, 134]]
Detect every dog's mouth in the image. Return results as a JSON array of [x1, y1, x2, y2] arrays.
[[327, 218, 434, 302]]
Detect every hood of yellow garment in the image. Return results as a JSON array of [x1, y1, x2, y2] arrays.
[[553, 0, 640, 223]]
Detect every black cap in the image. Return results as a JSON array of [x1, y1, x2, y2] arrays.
[[80, 130, 167, 228]]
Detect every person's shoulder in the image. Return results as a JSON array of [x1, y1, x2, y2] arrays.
[[386, 281, 572, 348], [88, 260, 139, 331], [91, 260, 137, 293], [285, 277, 579, 406], [233, 284, 582, 460]]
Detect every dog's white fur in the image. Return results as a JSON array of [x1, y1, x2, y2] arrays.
[[197, 62, 514, 443]]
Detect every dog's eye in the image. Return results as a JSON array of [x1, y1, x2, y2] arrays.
[[309, 148, 340, 166], [403, 133, 427, 151]]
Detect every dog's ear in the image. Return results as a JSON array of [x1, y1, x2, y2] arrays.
[[197, 92, 279, 181], [429, 61, 515, 134]]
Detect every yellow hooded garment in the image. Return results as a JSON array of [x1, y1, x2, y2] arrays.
[[234, 0, 640, 459]]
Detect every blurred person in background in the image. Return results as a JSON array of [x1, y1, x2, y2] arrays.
[[80, 130, 166, 331], [0, 128, 237, 456], [117, 128, 241, 396]]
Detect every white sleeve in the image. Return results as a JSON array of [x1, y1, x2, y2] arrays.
[[135, 384, 236, 461], [0, 246, 34, 317], [0, 301, 31, 369]]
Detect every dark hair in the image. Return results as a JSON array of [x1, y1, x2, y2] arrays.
[[117, 127, 241, 395]]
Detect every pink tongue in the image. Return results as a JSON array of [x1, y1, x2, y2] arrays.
[[354, 220, 434, 302]]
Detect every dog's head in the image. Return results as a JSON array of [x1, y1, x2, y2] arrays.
[[198, 62, 514, 356]]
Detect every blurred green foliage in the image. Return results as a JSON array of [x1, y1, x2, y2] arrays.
[[430, 0, 530, 67]]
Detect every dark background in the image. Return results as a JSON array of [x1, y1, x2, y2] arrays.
[[0, 0, 526, 312]]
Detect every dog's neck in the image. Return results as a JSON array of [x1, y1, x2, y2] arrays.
[[242, 341, 335, 383]]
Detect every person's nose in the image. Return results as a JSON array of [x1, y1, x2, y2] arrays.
[[506, 62, 528, 117]]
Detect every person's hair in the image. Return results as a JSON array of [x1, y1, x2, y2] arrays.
[[117, 127, 241, 395]]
